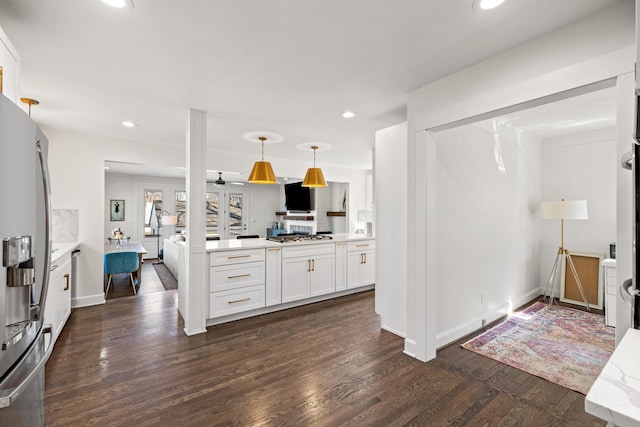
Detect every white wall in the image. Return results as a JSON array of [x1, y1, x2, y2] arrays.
[[432, 124, 541, 347], [406, 1, 634, 361], [540, 128, 617, 293], [46, 128, 369, 309], [247, 183, 284, 236], [375, 122, 408, 337]]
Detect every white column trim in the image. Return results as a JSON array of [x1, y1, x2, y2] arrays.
[[183, 109, 208, 336]]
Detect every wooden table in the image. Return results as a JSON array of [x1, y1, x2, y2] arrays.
[[104, 241, 147, 287]]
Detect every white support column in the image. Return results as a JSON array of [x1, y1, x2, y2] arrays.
[[183, 108, 208, 336]]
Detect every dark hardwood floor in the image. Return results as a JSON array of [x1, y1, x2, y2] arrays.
[[45, 265, 605, 426]]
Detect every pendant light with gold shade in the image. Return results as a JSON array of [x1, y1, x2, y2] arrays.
[[248, 136, 277, 184], [302, 145, 327, 187]]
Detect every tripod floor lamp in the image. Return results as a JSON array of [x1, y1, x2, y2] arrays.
[[541, 199, 590, 310]]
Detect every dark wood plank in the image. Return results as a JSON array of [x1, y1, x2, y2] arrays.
[[44, 269, 605, 426]]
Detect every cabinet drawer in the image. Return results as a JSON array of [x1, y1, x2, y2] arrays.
[[210, 285, 265, 318], [347, 240, 376, 252], [282, 243, 335, 259], [210, 262, 265, 292], [210, 249, 265, 266]]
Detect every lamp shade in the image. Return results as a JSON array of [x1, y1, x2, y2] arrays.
[[302, 167, 327, 187], [541, 200, 588, 220], [160, 215, 178, 225], [248, 161, 277, 184]]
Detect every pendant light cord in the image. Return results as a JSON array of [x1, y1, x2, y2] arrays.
[[259, 136, 266, 161]]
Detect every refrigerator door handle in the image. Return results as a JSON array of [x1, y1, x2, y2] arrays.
[[0, 327, 53, 408], [33, 140, 52, 321]]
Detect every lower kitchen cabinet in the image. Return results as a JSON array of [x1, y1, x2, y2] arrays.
[[603, 259, 616, 327], [347, 240, 376, 289], [265, 247, 282, 306], [209, 249, 266, 318], [282, 244, 335, 303], [44, 252, 72, 345], [335, 242, 347, 291]]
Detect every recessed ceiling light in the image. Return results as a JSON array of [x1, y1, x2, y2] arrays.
[[102, 0, 134, 9], [121, 121, 137, 127], [473, 0, 505, 10], [342, 111, 356, 119]]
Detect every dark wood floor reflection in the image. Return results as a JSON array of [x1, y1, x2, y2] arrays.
[[45, 270, 604, 426]]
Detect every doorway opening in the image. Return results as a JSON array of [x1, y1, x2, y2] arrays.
[[427, 80, 617, 349]]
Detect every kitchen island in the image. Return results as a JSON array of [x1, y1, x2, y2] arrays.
[[172, 234, 375, 327]]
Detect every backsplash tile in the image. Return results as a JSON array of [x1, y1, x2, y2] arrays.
[[53, 209, 78, 243]]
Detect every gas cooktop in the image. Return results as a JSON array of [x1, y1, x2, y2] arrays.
[[267, 234, 333, 243]]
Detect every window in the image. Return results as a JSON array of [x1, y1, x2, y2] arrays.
[[176, 191, 186, 228], [206, 192, 219, 234], [174, 191, 219, 235], [144, 190, 162, 236]]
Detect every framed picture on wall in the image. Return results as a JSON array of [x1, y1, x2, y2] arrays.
[[110, 199, 125, 221]]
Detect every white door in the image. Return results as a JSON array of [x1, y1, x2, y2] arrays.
[[282, 257, 310, 303], [208, 189, 248, 239]]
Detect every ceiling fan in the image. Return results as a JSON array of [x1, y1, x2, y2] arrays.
[[215, 172, 225, 185]]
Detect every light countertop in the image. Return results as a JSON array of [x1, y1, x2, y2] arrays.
[[171, 234, 374, 252], [586, 328, 640, 426], [51, 242, 80, 263]]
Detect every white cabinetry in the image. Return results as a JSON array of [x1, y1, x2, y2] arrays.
[[0, 26, 20, 103], [335, 242, 347, 291], [265, 247, 282, 306], [603, 259, 616, 327], [44, 252, 72, 345], [209, 249, 266, 318], [347, 240, 376, 289], [281, 244, 335, 303]]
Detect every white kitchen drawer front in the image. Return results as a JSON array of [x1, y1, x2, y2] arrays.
[[210, 261, 265, 292], [210, 285, 265, 318], [281, 243, 335, 259], [347, 240, 376, 252], [606, 277, 616, 296], [210, 249, 265, 266]]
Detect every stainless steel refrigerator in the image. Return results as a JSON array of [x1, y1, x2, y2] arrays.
[[0, 94, 53, 425]]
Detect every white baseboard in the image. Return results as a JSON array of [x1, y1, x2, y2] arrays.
[[71, 294, 105, 308], [404, 338, 417, 358], [435, 288, 542, 349], [183, 327, 207, 336], [381, 324, 407, 338]]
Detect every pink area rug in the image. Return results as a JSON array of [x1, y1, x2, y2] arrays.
[[461, 302, 615, 394]]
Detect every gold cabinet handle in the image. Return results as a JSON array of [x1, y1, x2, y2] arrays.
[[356, 244, 369, 247], [228, 274, 251, 279], [336, 243, 346, 246], [228, 297, 250, 304], [312, 259, 315, 271], [361, 253, 364, 264], [228, 254, 251, 259], [268, 248, 280, 252], [64, 273, 70, 291], [50, 264, 59, 272], [364, 253, 367, 264], [307, 259, 311, 272]]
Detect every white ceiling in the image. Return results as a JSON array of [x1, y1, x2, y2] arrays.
[[0, 0, 624, 170]]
